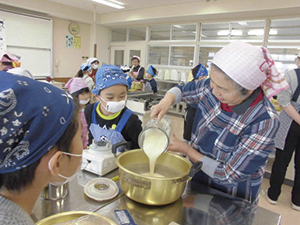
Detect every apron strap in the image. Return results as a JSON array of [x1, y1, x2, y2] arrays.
[[292, 68, 300, 102], [91, 102, 100, 124], [115, 109, 133, 133]]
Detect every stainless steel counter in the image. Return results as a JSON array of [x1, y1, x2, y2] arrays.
[[95, 181, 281, 225], [30, 169, 122, 222], [31, 169, 281, 225]]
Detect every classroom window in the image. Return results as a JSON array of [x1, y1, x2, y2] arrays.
[[111, 28, 127, 42], [114, 50, 124, 66], [148, 46, 169, 65], [150, 24, 196, 41], [268, 18, 300, 42], [128, 27, 146, 41], [172, 24, 196, 40], [170, 46, 194, 66], [150, 25, 171, 40], [201, 20, 265, 42], [267, 47, 299, 74], [198, 46, 222, 68]]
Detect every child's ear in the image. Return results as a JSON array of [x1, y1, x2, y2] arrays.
[[48, 151, 63, 176]]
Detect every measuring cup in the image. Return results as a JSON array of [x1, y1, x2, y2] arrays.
[[138, 115, 171, 154]]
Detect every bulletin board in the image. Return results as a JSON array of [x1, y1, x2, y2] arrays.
[[1, 10, 52, 78]]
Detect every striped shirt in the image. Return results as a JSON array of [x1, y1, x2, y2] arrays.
[[172, 78, 280, 203]]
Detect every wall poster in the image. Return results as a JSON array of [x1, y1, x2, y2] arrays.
[[73, 36, 81, 49], [0, 19, 6, 50], [66, 34, 73, 48]]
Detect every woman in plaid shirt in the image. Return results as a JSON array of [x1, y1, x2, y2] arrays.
[[151, 41, 289, 204]]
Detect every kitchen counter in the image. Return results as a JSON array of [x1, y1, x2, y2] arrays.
[[31, 169, 281, 225], [95, 181, 281, 225], [31, 169, 122, 222]]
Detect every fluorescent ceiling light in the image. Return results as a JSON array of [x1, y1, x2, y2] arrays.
[[231, 30, 242, 36], [248, 29, 264, 36], [269, 30, 278, 35], [92, 0, 124, 9], [174, 25, 184, 29], [217, 30, 229, 36], [248, 29, 278, 36], [109, 0, 125, 5], [217, 30, 242, 36], [238, 22, 248, 26]]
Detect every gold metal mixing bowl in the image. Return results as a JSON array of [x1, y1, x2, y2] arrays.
[[35, 211, 117, 225], [116, 149, 193, 205]]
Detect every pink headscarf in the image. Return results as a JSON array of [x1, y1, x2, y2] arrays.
[[131, 55, 141, 62], [65, 77, 89, 94], [0, 50, 19, 62], [212, 41, 289, 99]]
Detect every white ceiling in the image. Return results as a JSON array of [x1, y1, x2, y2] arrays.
[[47, 0, 207, 15], [1, 0, 299, 27]]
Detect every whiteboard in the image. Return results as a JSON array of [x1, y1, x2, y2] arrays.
[[7, 46, 51, 77], [1, 10, 52, 77]]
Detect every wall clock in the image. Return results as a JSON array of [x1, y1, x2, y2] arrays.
[[68, 22, 80, 35]]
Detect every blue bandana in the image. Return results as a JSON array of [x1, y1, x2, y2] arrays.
[[147, 65, 156, 77], [0, 72, 75, 173], [194, 64, 208, 80], [92, 65, 128, 95]]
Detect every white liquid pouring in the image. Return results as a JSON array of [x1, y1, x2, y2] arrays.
[[142, 129, 168, 177]]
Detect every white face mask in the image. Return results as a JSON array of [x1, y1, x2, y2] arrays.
[[48, 152, 82, 186], [100, 96, 126, 113], [92, 64, 98, 70], [79, 98, 90, 105]]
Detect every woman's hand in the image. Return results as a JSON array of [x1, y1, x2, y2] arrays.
[[168, 133, 190, 155], [150, 92, 175, 120], [169, 133, 204, 162]]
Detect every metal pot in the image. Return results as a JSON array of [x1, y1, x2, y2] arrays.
[[116, 149, 201, 205], [41, 183, 69, 200]]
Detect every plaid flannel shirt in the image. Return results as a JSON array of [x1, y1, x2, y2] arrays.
[[177, 78, 280, 203]]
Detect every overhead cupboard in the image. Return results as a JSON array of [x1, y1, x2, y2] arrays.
[[0, 9, 52, 78]]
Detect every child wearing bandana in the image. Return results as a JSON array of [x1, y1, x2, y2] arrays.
[[0, 72, 82, 224], [76, 63, 95, 91], [84, 65, 142, 150], [145, 65, 158, 94]]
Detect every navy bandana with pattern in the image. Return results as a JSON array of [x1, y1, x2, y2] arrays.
[[0, 72, 75, 173]]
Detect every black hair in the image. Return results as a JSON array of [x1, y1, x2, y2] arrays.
[[71, 87, 90, 98], [76, 69, 84, 78], [91, 60, 99, 64], [152, 67, 157, 76], [1, 62, 13, 66], [0, 100, 80, 192], [192, 64, 201, 78]]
